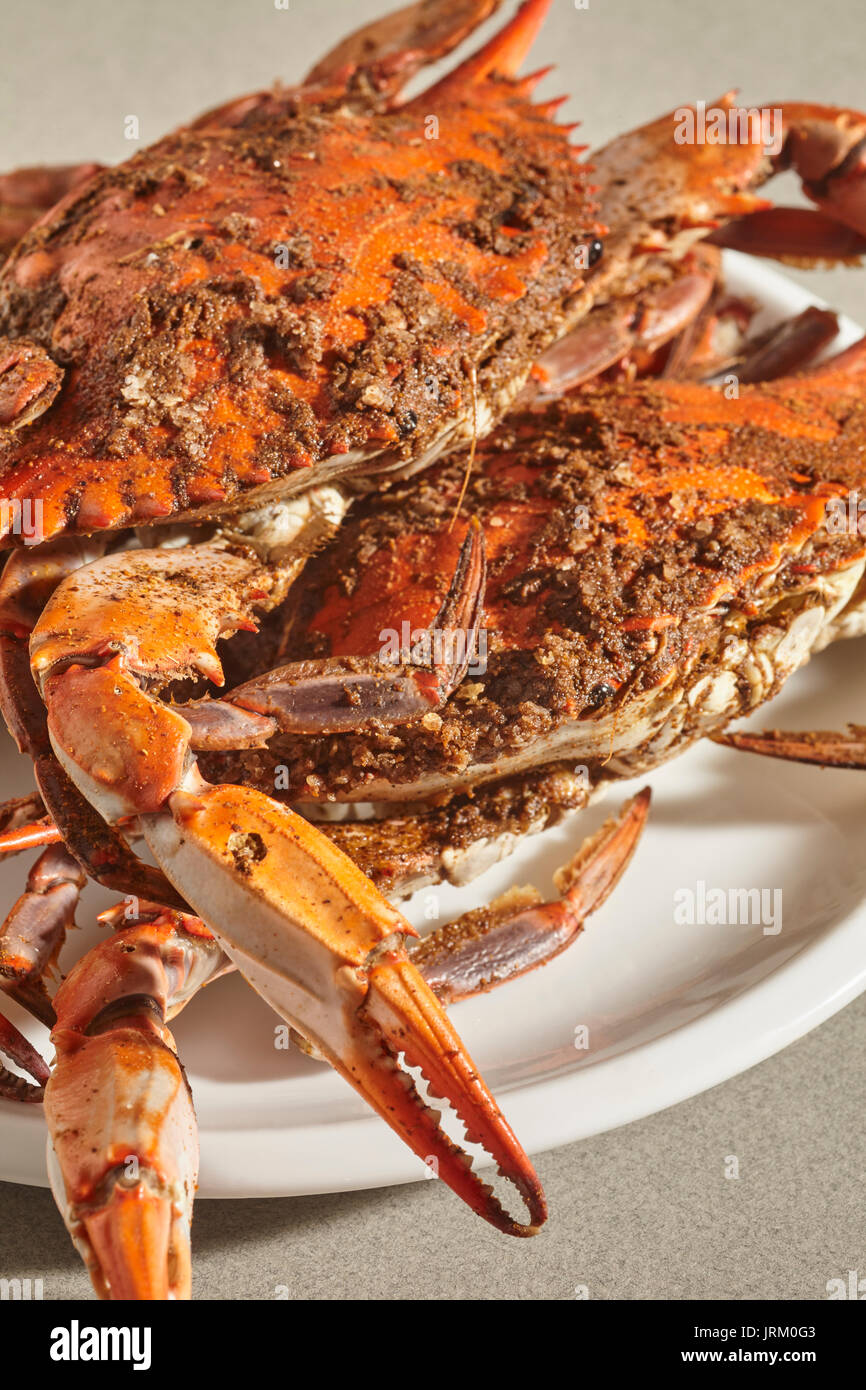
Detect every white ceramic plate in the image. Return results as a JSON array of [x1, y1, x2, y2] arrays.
[[2, 251, 865, 1197]]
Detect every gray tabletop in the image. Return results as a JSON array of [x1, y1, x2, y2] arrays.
[[1, 0, 865, 1300]]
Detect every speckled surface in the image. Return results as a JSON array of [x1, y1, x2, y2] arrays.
[[1, 0, 865, 1300], [2, 993, 864, 1299]]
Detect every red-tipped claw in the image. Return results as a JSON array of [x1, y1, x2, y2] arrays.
[[305, 0, 505, 101], [142, 782, 546, 1237], [361, 949, 546, 1234]]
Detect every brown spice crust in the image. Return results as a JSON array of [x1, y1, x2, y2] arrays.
[[314, 760, 589, 897], [0, 78, 594, 542], [203, 369, 866, 798]]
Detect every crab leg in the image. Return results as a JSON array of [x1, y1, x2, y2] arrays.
[[0, 842, 84, 1026], [410, 788, 650, 1002], [0, 843, 84, 1103], [0, 162, 103, 259], [733, 306, 841, 383], [304, 0, 505, 102], [713, 725, 866, 769], [530, 251, 720, 398], [0, 791, 57, 854], [709, 103, 866, 257], [45, 908, 229, 1300], [0, 821, 74, 1094], [0, 540, 189, 911], [0, 792, 71, 1089], [531, 98, 866, 398], [0, 822, 59, 854], [30, 532, 546, 1239]]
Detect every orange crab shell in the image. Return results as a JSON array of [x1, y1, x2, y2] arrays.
[[0, 1, 597, 547], [239, 341, 866, 808]]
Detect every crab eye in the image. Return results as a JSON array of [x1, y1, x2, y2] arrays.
[[588, 238, 604, 267], [398, 410, 418, 438], [587, 681, 615, 709]]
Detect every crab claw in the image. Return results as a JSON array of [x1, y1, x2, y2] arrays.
[[142, 782, 546, 1236], [410, 0, 552, 103], [359, 947, 546, 1234], [223, 517, 486, 733], [0, 1009, 49, 1101], [776, 103, 866, 240], [704, 102, 866, 260], [33, 530, 543, 1243], [43, 913, 228, 1299], [305, 0, 505, 101]]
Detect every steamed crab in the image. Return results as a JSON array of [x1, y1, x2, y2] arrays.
[[1, 0, 865, 1300]]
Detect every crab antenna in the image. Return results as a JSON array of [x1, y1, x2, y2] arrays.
[[409, 0, 553, 104]]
